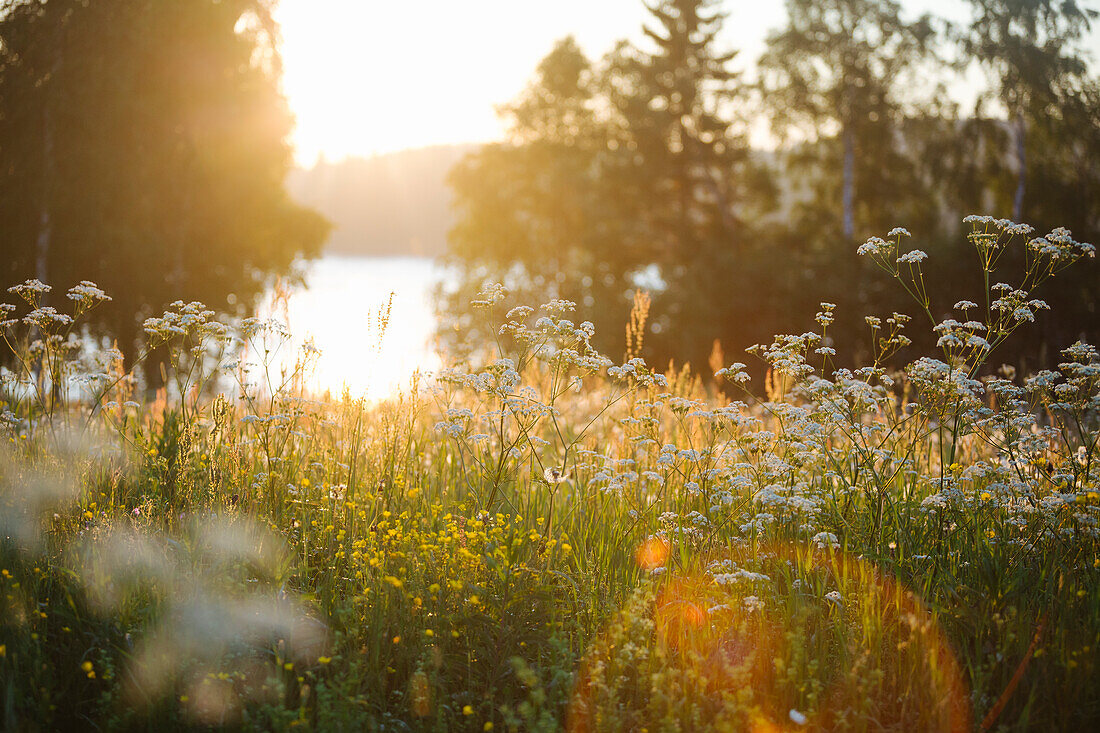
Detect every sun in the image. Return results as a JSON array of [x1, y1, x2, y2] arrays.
[[275, 1, 513, 163], [273, 0, 683, 164]]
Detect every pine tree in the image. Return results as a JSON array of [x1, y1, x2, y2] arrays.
[[608, 0, 748, 261], [605, 0, 774, 363], [444, 4, 777, 366]]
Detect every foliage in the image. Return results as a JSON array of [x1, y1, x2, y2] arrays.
[[0, 0, 329, 355], [442, 0, 1100, 377], [442, 37, 642, 362], [443, 2, 778, 368], [759, 0, 939, 240]]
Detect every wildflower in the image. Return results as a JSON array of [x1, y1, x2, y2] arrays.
[[23, 306, 73, 330], [824, 590, 842, 604], [470, 283, 506, 308], [66, 281, 111, 309], [790, 709, 808, 725], [543, 466, 569, 484], [463, 705, 474, 716], [505, 305, 533, 321], [896, 249, 928, 264], [7, 279, 51, 305], [541, 298, 576, 314], [857, 236, 889, 257]]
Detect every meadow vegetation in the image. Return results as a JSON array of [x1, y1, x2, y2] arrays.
[[1, 217, 1099, 731]]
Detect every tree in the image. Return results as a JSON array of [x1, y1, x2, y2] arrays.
[[443, 0, 1098, 375], [598, 0, 776, 364], [961, 0, 1097, 222], [0, 0, 329, 354], [444, 6, 775, 366], [902, 1, 1100, 361], [760, 0, 936, 241], [607, 1, 746, 257], [442, 37, 640, 355]]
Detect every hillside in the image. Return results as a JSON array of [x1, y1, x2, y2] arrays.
[[288, 143, 478, 257]]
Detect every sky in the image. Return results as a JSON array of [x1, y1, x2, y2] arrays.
[[273, 0, 1083, 166]]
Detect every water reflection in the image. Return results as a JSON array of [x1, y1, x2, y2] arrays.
[[262, 256, 442, 399]]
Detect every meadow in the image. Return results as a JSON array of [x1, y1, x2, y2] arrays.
[[1, 216, 1098, 731]]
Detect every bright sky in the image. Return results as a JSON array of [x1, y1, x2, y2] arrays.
[[275, 1, 988, 165]]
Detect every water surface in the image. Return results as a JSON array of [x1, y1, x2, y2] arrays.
[[263, 256, 442, 398]]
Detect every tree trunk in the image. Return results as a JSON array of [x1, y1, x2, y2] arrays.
[[842, 124, 855, 240], [36, 29, 64, 290], [37, 83, 57, 407], [1012, 109, 1026, 222], [36, 105, 53, 288]]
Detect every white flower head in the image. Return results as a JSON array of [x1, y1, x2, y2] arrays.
[[543, 466, 570, 484]]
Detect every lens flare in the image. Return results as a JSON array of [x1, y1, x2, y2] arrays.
[[634, 536, 671, 571], [569, 540, 971, 732], [409, 670, 433, 718]]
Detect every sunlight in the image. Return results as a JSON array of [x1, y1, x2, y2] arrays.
[[6, 0, 1100, 728], [276, 0, 499, 161], [260, 258, 442, 399], [274, 0, 786, 163]]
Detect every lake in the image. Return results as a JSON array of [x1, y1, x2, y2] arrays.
[[263, 256, 443, 399]]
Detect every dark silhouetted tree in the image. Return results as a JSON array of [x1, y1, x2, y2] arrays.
[[0, 0, 329, 355], [442, 0, 1098, 375], [444, 3, 777, 366], [600, 0, 778, 365], [442, 37, 640, 356]]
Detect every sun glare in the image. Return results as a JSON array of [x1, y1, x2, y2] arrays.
[[258, 258, 442, 400], [275, 0, 786, 164]]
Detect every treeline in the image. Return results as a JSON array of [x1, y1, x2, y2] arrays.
[[441, 0, 1100, 374]]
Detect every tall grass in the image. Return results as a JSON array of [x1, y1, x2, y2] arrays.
[[1, 217, 1097, 731]]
